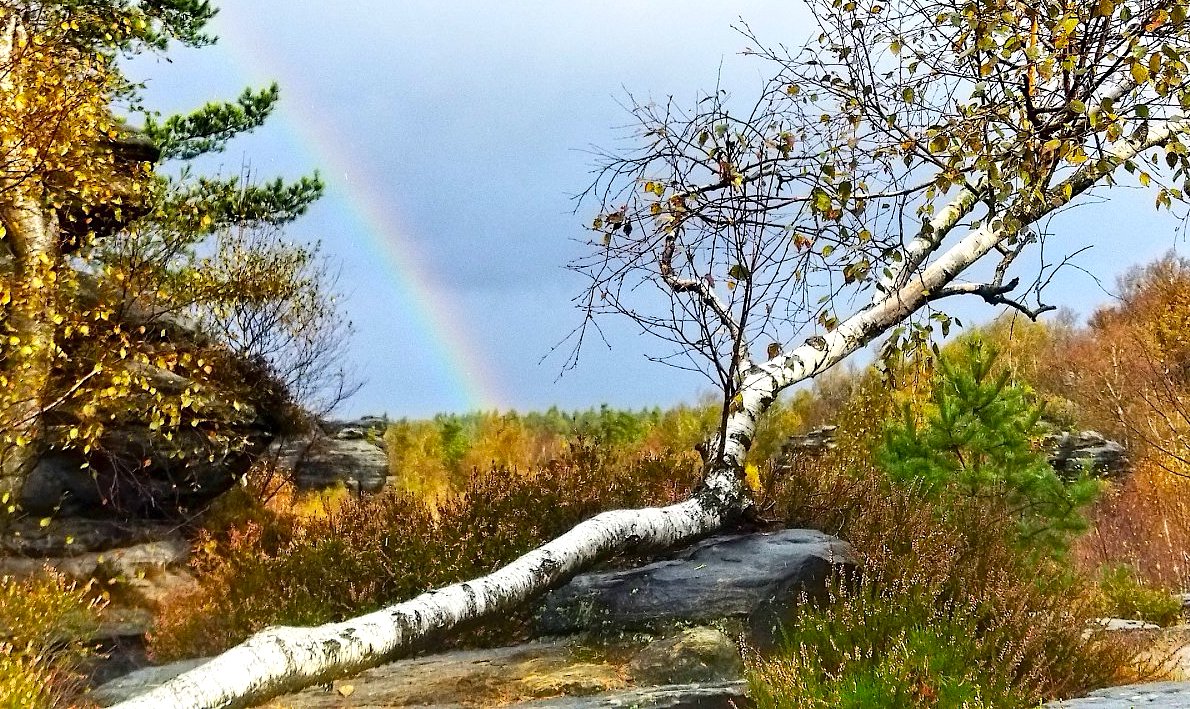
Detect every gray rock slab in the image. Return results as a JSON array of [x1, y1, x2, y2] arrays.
[[95, 628, 747, 708], [261, 639, 627, 708], [91, 658, 209, 706], [536, 529, 855, 646], [274, 434, 389, 493], [0, 537, 189, 579], [1046, 682, 1190, 707], [511, 681, 750, 708]]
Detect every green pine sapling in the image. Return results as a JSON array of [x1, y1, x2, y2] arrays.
[[878, 340, 1099, 556]]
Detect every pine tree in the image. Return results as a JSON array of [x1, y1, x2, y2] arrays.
[[878, 340, 1100, 555]]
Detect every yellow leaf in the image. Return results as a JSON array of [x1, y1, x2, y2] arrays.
[[744, 464, 762, 494], [1132, 61, 1151, 84]]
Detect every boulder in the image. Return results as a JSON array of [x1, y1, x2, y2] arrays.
[[1045, 681, 1190, 707], [323, 416, 389, 445], [778, 425, 838, 458], [1045, 431, 1128, 478], [22, 341, 287, 518], [535, 529, 855, 646], [20, 425, 268, 517], [628, 627, 743, 685], [273, 432, 389, 493]]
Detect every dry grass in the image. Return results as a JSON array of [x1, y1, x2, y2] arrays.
[[1075, 457, 1190, 591], [149, 445, 700, 661]]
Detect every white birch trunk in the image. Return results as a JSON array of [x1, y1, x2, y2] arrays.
[[111, 471, 744, 709], [114, 118, 1189, 709], [0, 13, 58, 493], [0, 185, 59, 494], [106, 219, 997, 709]]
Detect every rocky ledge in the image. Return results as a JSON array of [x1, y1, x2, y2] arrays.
[[536, 528, 856, 648], [93, 529, 854, 707]]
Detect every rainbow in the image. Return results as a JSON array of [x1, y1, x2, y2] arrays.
[[212, 11, 503, 413]]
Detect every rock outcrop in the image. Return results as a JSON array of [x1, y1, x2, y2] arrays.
[[93, 629, 749, 708], [779, 426, 1130, 478], [778, 425, 838, 458], [536, 529, 856, 647], [272, 419, 389, 493], [1044, 430, 1128, 478], [92, 529, 854, 707]]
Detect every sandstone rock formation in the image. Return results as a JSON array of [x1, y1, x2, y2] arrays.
[[92, 529, 853, 708], [536, 529, 856, 648], [779, 426, 1130, 478], [271, 417, 389, 493]]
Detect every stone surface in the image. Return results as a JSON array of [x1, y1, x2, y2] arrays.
[[273, 432, 389, 493], [511, 682, 750, 708], [93, 626, 747, 708], [95, 640, 626, 708], [779, 426, 838, 458], [536, 529, 855, 646], [263, 639, 627, 709], [0, 537, 188, 580], [1045, 681, 1190, 707], [91, 658, 209, 706], [1095, 617, 1163, 632], [0, 518, 178, 556], [1045, 430, 1128, 478], [627, 627, 743, 685]]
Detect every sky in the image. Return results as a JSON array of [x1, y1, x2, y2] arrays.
[[124, 1, 1188, 419]]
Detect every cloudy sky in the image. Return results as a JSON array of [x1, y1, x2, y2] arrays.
[[125, 1, 1186, 418]]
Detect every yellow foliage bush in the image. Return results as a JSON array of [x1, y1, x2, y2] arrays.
[[1076, 456, 1190, 591], [0, 573, 102, 709]]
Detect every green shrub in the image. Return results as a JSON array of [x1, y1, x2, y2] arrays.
[[750, 374, 1132, 709], [1096, 565, 1183, 627], [752, 458, 1132, 707], [750, 577, 1021, 709]]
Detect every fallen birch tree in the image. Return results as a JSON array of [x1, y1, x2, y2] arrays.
[[115, 0, 1190, 706]]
